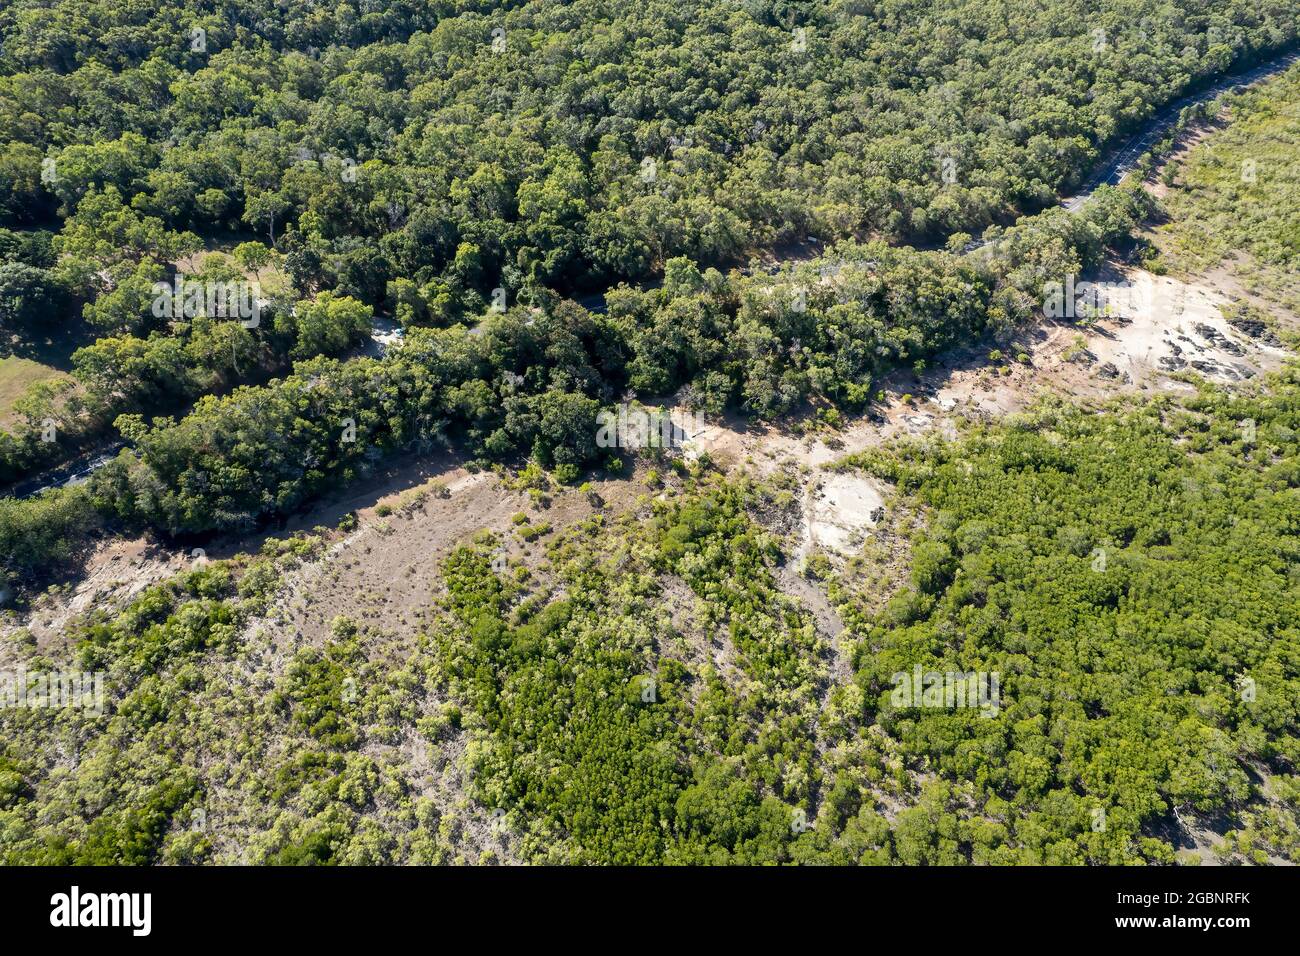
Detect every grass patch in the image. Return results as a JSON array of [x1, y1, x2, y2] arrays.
[[0, 356, 68, 428], [1154, 63, 1300, 312]]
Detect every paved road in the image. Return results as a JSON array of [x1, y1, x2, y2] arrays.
[[959, 48, 1298, 252], [7, 444, 123, 500], [1060, 48, 1300, 213]]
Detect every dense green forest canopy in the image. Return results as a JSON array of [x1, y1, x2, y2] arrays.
[[3, 0, 1292, 584], [2, 0, 1294, 400], [1, 185, 1142, 582], [1, 0, 1295, 302], [14, 0, 1271, 566]]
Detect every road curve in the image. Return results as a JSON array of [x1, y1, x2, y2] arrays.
[[962, 48, 1299, 252], [1061, 48, 1300, 213]]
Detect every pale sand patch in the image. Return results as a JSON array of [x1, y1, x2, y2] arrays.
[[1079, 271, 1277, 384], [808, 471, 886, 555]]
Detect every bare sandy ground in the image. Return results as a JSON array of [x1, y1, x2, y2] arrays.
[[244, 465, 645, 649], [7, 84, 1296, 867], [1076, 269, 1288, 384], [677, 262, 1294, 574]]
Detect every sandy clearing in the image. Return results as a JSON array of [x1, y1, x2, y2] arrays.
[[248, 470, 560, 648], [1076, 270, 1280, 384], [807, 472, 886, 556]]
